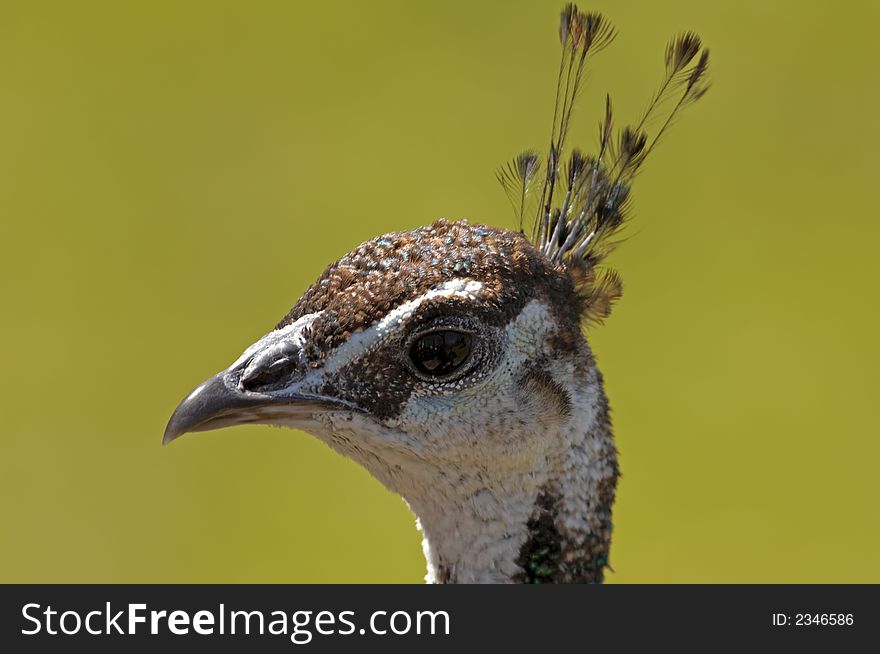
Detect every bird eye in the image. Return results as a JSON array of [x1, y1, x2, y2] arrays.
[[409, 330, 474, 378]]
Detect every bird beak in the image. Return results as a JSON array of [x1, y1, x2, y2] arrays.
[[163, 372, 266, 445], [163, 326, 363, 445], [163, 372, 362, 445]]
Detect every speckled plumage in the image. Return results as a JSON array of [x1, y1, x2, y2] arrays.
[[164, 2, 709, 584], [278, 219, 582, 362]]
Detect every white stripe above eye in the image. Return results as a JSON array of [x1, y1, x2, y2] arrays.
[[318, 279, 485, 376]]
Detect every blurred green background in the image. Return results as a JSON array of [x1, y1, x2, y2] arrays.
[[1, 0, 878, 583]]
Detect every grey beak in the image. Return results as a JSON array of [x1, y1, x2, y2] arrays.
[[163, 370, 365, 446], [163, 373, 273, 445]]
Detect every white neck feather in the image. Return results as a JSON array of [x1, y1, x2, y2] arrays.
[[402, 362, 615, 583]]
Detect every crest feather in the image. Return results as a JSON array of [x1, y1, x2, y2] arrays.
[[497, 4, 710, 325]]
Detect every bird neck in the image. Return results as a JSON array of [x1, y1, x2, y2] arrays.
[[406, 367, 618, 584]]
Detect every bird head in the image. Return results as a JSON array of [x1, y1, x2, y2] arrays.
[[163, 3, 709, 582], [164, 220, 594, 490]]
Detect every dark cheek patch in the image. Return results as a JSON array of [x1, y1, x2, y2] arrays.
[[322, 299, 506, 422], [323, 347, 415, 422], [518, 368, 572, 426]]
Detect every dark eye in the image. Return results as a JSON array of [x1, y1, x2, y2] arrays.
[[409, 330, 473, 377]]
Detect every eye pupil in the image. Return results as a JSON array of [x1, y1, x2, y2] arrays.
[[410, 330, 473, 377]]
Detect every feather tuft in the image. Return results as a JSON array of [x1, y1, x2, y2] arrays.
[[496, 150, 542, 232], [496, 5, 710, 325]]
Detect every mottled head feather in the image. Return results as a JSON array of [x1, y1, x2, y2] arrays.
[[498, 3, 710, 325], [277, 219, 584, 365]]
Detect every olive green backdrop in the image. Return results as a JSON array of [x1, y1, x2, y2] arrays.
[[1, 0, 877, 583]]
